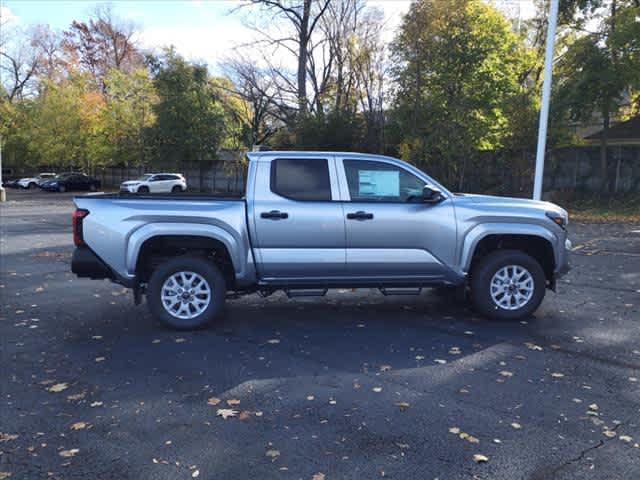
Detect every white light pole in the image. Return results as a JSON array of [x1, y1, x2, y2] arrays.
[[533, 0, 559, 201]]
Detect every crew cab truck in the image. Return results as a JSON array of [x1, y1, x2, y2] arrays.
[[71, 151, 571, 329]]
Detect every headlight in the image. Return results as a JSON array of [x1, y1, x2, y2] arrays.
[[546, 211, 567, 229]]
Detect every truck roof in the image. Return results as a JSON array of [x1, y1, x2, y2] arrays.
[[247, 151, 401, 162]]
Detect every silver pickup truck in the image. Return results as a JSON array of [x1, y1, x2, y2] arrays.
[[71, 151, 570, 329]]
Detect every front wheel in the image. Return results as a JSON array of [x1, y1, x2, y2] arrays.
[[171, 185, 182, 193], [470, 250, 546, 320], [58, 185, 66, 193], [147, 256, 226, 330]]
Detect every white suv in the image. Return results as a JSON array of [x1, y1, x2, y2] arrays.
[[17, 172, 57, 189], [120, 173, 187, 193]]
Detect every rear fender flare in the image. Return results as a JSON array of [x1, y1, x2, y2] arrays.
[[126, 223, 244, 279]]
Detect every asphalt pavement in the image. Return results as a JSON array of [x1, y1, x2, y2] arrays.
[[1, 188, 639, 479]]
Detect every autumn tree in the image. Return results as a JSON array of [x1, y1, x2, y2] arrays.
[[63, 5, 143, 89]]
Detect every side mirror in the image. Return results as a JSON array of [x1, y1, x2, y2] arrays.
[[422, 185, 444, 204]]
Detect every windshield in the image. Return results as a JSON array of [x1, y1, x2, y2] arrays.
[[55, 174, 72, 180], [136, 174, 153, 181]]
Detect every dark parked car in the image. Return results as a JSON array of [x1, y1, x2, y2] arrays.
[[40, 173, 101, 192]]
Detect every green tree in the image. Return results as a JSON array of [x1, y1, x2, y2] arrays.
[[103, 68, 157, 167], [148, 49, 226, 167], [554, 0, 640, 191], [390, 0, 537, 189]]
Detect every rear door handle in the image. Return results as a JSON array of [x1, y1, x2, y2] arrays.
[[346, 211, 374, 220], [260, 210, 289, 220]]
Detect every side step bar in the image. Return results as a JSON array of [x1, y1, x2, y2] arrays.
[[379, 287, 422, 296], [285, 288, 328, 298]]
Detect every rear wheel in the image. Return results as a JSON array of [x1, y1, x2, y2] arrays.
[[89, 183, 97, 192], [147, 256, 226, 330], [470, 250, 546, 320], [138, 186, 149, 193], [28, 182, 37, 189], [58, 185, 66, 193], [171, 185, 182, 193]]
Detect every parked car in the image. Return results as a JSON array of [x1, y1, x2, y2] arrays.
[[3, 178, 21, 188], [71, 151, 571, 330], [41, 173, 101, 192], [120, 173, 187, 193], [16, 172, 57, 189]]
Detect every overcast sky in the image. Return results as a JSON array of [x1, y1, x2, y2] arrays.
[[1, 1, 538, 73]]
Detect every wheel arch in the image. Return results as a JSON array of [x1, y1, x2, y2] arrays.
[[461, 224, 557, 282], [127, 223, 248, 288]]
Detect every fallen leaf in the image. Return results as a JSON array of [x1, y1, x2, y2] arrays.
[[0, 472, 11, 479], [312, 474, 325, 480], [499, 371, 513, 377], [265, 449, 280, 459], [551, 372, 565, 378], [379, 365, 392, 372], [254, 411, 263, 417], [0, 433, 18, 442], [449, 347, 461, 354], [267, 338, 280, 344], [372, 387, 383, 393], [395, 402, 410, 411], [59, 448, 79, 458], [216, 409, 237, 419], [525, 342, 543, 351], [589, 403, 599, 411], [239, 411, 251, 420], [473, 454, 489, 463], [415, 355, 425, 360], [510, 422, 522, 429], [603, 430, 617, 438], [306, 395, 315, 401], [467, 435, 480, 444], [70, 422, 87, 431], [67, 392, 86, 401], [395, 442, 410, 449], [207, 397, 221, 406], [95, 357, 106, 362], [192, 470, 200, 478], [434, 359, 447, 364], [226, 399, 241, 407], [48, 383, 68, 393], [449, 427, 461, 434], [620, 435, 633, 443]]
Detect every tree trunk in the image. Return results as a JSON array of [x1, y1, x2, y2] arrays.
[[297, 0, 311, 118], [599, 112, 609, 193]]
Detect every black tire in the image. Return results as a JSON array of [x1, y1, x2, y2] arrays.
[[470, 249, 546, 320], [58, 185, 66, 193], [89, 183, 97, 192], [138, 186, 149, 193], [171, 185, 182, 193], [28, 182, 37, 189], [147, 256, 226, 330]]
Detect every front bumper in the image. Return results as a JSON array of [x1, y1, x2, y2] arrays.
[[555, 237, 572, 278]]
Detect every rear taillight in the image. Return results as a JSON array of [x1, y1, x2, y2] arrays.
[[72, 209, 89, 246]]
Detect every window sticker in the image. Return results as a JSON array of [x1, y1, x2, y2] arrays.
[[358, 170, 399, 197]]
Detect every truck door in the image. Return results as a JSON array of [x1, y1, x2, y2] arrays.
[[251, 156, 346, 280], [337, 157, 457, 280]]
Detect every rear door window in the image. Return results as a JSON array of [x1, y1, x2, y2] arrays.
[[271, 159, 331, 201]]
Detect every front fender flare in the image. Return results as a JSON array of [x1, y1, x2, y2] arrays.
[[460, 223, 558, 273]]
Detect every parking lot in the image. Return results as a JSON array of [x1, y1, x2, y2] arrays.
[[1, 188, 639, 479]]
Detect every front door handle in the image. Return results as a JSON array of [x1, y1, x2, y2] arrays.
[[260, 210, 289, 220], [346, 211, 374, 220]]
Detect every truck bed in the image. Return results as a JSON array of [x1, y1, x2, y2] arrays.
[[80, 192, 245, 201]]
